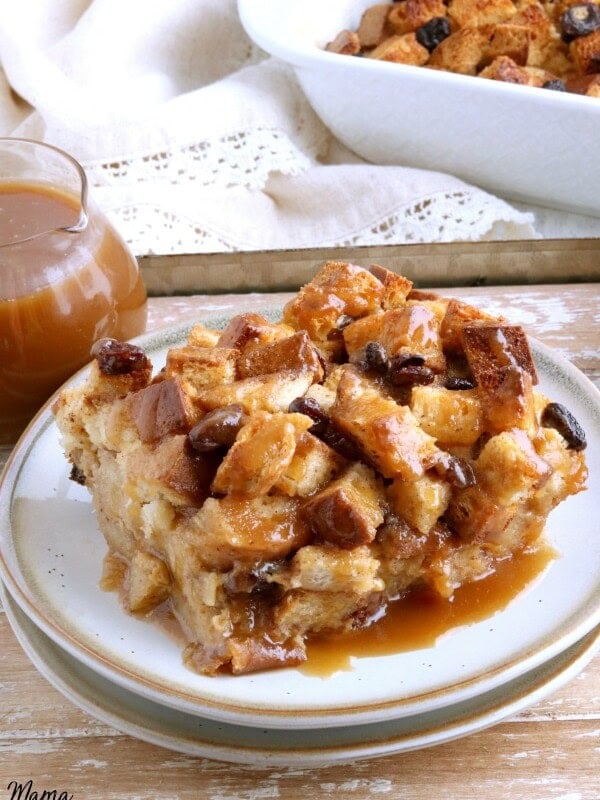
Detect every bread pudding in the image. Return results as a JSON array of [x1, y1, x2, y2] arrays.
[[326, 0, 600, 98], [53, 262, 588, 675]]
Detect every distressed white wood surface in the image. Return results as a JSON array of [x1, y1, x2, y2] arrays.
[[1, 284, 599, 799]]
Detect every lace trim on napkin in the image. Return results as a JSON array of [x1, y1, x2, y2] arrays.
[[107, 190, 535, 255]]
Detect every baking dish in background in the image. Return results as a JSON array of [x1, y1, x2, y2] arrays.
[[238, 0, 600, 217]]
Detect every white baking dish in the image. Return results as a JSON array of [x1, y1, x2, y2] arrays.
[[238, 0, 600, 216]]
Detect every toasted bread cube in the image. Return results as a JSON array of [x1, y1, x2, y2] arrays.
[[302, 463, 385, 549], [358, 3, 392, 47], [369, 33, 430, 64], [428, 27, 490, 74], [236, 331, 324, 381], [484, 23, 532, 65], [449, 0, 517, 28], [165, 345, 238, 397], [425, 542, 495, 598], [283, 262, 384, 343], [228, 635, 307, 674], [462, 324, 538, 386], [407, 297, 451, 324], [275, 433, 347, 497], [332, 368, 440, 480], [128, 550, 171, 614], [190, 495, 310, 569], [369, 264, 413, 309], [126, 377, 197, 443], [303, 382, 337, 413], [217, 313, 293, 352], [325, 29, 361, 54], [531, 427, 588, 515], [211, 412, 313, 495], [479, 54, 531, 81], [476, 429, 552, 506], [446, 484, 517, 542], [411, 385, 484, 446], [195, 371, 314, 415], [274, 589, 369, 637], [83, 359, 152, 403], [126, 435, 217, 508], [388, 0, 448, 33], [388, 474, 452, 534], [344, 305, 446, 371], [285, 544, 384, 594], [187, 323, 220, 348], [440, 298, 502, 355], [570, 29, 600, 75], [566, 73, 600, 94]]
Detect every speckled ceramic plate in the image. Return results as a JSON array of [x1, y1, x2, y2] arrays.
[[0, 310, 599, 730], [3, 583, 599, 767]]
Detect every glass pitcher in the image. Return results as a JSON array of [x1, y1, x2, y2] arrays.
[[0, 138, 147, 444]]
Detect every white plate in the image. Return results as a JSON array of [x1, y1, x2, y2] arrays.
[[3, 582, 599, 768], [238, 0, 600, 216], [1, 310, 599, 730]]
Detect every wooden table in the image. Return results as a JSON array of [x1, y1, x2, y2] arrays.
[[1, 284, 599, 800]]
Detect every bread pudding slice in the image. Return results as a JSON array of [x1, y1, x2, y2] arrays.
[[53, 263, 588, 675]]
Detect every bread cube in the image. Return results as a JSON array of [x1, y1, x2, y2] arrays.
[[302, 462, 386, 548], [445, 484, 517, 542], [332, 368, 440, 480], [479, 54, 531, 81], [217, 313, 293, 352], [284, 544, 383, 594], [369, 33, 430, 64], [128, 550, 171, 614], [476, 429, 552, 506], [484, 23, 532, 65], [274, 589, 369, 637], [358, 3, 393, 47], [428, 28, 490, 74], [411, 385, 484, 446], [195, 370, 314, 415], [165, 345, 238, 397], [388, 474, 452, 534], [440, 298, 502, 355], [570, 29, 600, 75], [187, 323, 220, 348], [449, 0, 517, 28], [211, 411, 313, 495], [126, 377, 197, 443], [190, 495, 310, 569], [388, 0, 448, 34], [369, 264, 413, 309], [228, 635, 307, 674], [325, 29, 361, 54], [530, 427, 588, 515], [275, 433, 347, 497], [236, 330, 324, 381]]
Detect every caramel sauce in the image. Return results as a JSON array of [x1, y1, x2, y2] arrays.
[[302, 544, 556, 676], [0, 181, 146, 441]]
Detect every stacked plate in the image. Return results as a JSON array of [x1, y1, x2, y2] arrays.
[[1, 313, 600, 768]]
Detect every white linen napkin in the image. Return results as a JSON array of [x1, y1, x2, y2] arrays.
[[0, 0, 598, 255]]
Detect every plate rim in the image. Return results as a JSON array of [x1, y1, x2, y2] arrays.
[[3, 580, 599, 767], [1, 310, 599, 728]]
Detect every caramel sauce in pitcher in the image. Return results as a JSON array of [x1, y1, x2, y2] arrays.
[[0, 181, 147, 441]]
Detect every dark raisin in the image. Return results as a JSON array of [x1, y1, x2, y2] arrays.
[[390, 354, 426, 369], [187, 404, 245, 453], [91, 338, 149, 375], [69, 464, 86, 485], [365, 341, 390, 373], [434, 455, 477, 488], [541, 402, 587, 451], [389, 363, 434, 387], [319, 425, 362, 461], [542, 79, 567, 91], [561, 3, 600, 41], [415, 17, 451, 52], [289, 396, 329, 424], [445, 375, 477, 390]]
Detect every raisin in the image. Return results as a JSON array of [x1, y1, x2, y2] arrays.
[[445, 375, 477, 390], [389, 362, 434, 387], [319, 425, 362, 461], [561, 3, 600, 42], [542, 79, 567, 91], [91, 338, 149, 375], [289, 396, 329, 425], [187, 404, 245, 453], [365, 341, 390, 373], [415, 17, 451, 52], [541, 402, 587, 451], [434, 455, 477, 488]]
